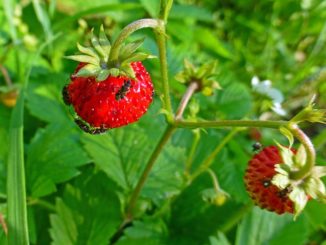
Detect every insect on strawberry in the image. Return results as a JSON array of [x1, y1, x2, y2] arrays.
[[63, 26, 154, 134], [244, 146, 294, 214], [115, 80, 132, 101]]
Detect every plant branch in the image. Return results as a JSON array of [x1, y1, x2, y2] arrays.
[[125, 125, 176, 219], [174, 119, 288, 129], [155, 27, 173, 120], [175, 82, 198, 120], [289, 123, 316, 180], [109, 18, 164, 62], [184, 129, 200, 175]]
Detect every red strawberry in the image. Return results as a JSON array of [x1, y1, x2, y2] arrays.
[[63, 26, 155, 134], [64, 61, 153, 133], [244, 146, 294, 214]]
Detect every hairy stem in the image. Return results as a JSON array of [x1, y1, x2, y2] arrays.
[[289, 124, 316, 180], [155, 28, 173, 120], [125, 125, 175, 219], [184, 129, 200, 175], [175, 82, 198, 120], [109, 18, 164, 62], [174, 120, 288, 129]]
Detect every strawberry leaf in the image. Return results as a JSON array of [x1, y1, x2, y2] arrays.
[[26, 123, 90, 197], [49, 170, 121, 244]]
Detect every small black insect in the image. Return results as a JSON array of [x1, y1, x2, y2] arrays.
[[277, 186, 292, 199], [62, 85, 71, 105], [74, 118, 107, 135], [115, 80, 132, 101], [262, 179, 271, 188], [252, 142, 262, 152], [152, 90, 155, 98]]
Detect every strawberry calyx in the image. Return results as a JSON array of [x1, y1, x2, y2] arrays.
[[66, 25, 154, 81], [271, 143, 326, 218], [175, 59, 221, 96]]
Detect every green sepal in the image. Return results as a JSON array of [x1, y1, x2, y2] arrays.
[[75, 64, 100, 77], [291, 96, 326, 124], [175, 59, 221, 96], [67, 26, 153, 81], [97, 69, 111, 82], [271, 171, 290, 190], [99, 25, 111, 54], [120, 64, 136, 79], [90, 28, 107, 59], [303, 176, 326, 201], [65, 55, 99, 66], [312, 166, 326, 178], [279, 126, 294, 147], [77, 43, 98, 58], [119, 38, 145, 61], [289, 187, 308, 219]]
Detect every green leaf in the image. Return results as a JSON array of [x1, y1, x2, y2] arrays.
[[235, 207, 292, 245], [26, 123, 90, 197], [214, 83, 252, 119], [140, 0, 160, 18], [194, 28, 233, 59], [49, 170, 121, 245], [116, 219, 167, 245], [82, 124, 186, 203], [26, 74, 71, 124], [209, 232, 231, 245], [7, 90, 29, 245]]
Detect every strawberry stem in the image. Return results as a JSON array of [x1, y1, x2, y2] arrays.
[[175, 81, 199, 120], [155, 26, 174, 120], [109, 18, 164, 62], [125, 125, 176, 219], [174, 120, 288, 129], [289, 124, 316, 180]]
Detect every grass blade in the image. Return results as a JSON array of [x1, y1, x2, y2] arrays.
[[6, 33, 61, 245]]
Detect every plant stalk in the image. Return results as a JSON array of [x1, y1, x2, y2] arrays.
[[289, 123, 316, 180], [174, 120, 288, 129], [175, 82, 198, 120], [109, 18, 164, 62], [191, 128, 239, 180], [125, 125, 176, 219]]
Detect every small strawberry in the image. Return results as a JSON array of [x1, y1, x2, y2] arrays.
[[244, 146, 294, 214], [63, 26, 154, 133]]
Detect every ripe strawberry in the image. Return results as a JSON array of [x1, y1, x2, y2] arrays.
[[244, 146, 294, 214], [63, 26, 154, 133], [64, 61, 153, 132]]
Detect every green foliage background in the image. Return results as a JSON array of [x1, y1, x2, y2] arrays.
[[0, 0, 325, 244]]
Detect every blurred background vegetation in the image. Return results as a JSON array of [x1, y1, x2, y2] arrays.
[[0, 0, 325, 244]]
